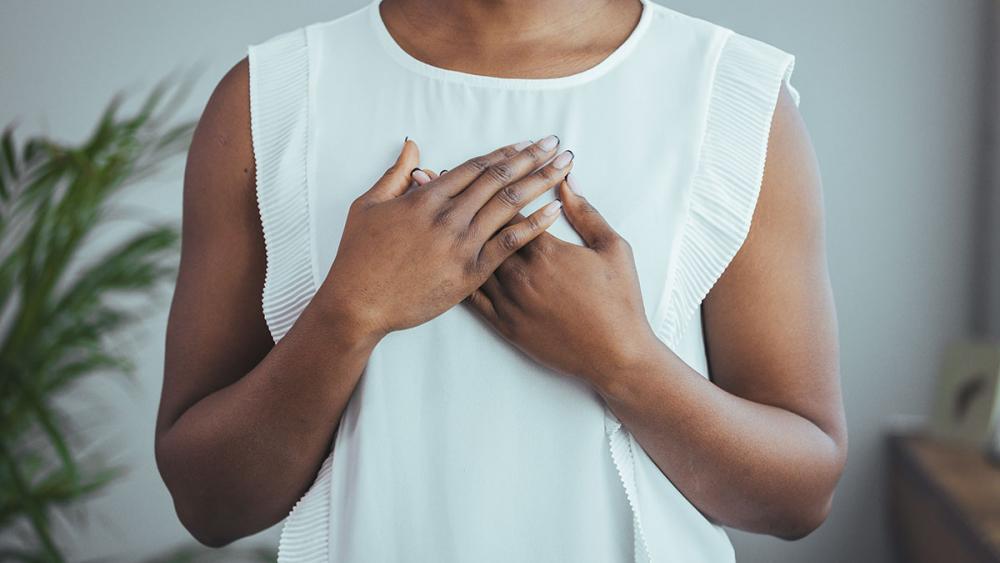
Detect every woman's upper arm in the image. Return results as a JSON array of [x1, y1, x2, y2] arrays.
[[702, 83, 847, 449], [157, 57, 275, 435]]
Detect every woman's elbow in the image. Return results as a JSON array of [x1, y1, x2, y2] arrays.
[[774, 427, 847, 540], [154, 433, 247, 548], [772, 493, 834, 541], [173, 497, 243, 548]]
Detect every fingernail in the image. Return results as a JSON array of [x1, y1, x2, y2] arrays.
[[538, 135, 559, 151], [566, 174, 580, 194], [412, 169, 431, 183], [514, 140, 532, 151], [441, 169, 449, 174], [543, 200, 563, 216], [404, 135, 409, 142], [551, 149, 574, 169]]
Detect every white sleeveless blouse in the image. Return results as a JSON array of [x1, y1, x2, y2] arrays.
[[247, 1, 800, 561]]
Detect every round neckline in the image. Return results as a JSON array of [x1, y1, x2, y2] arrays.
[[368, 0, 653, 90]]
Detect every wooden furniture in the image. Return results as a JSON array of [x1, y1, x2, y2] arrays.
[[888, 433, 1000, 562]]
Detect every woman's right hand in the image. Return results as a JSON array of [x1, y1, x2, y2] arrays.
[[319, 135, 573, 341]]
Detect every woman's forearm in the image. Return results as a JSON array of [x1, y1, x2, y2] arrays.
[[157, 133, 575, 547], [155, 298, 379, 547], [592, 338, 845, 540]]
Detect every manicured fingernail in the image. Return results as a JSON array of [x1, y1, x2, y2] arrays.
[[514, 140, 532, 150], [566, 174, 580, 194], [552, 150, 574, 169], [538, 135, 559, 151], [543, 200, 563, 216], [404, 135, 409, 142], [441, 169, 448, 174], [412, 169, 431, 183]]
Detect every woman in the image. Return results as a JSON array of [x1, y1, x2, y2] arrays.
[[154, 0, 847, 561]]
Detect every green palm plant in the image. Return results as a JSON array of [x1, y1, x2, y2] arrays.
[[0, 79, 196, 562]]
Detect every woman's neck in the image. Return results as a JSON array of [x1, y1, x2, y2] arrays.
[[378, 0, 644, 79]]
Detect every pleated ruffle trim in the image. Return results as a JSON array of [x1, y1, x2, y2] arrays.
[[604, 29, 799, 563], [248, 26, 316, 345], [249, 25, 327, 561], [657, 29, 800, 350]]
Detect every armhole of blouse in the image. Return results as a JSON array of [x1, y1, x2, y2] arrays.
[[247, 27, 316, 345], [658, 29, 801, 350]]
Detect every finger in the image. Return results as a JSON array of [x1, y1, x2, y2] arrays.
[[364, 138, 421, 201], [502, 211, 559, 258], [479, 200, 563, 272], [426, 140, 532, 197], [426, 169, 440, 180], [411, 167, 433, 186], [558, 176, 620, 249], [455, 135, 562, 213], [496, 210, 528, 231], [493, 244, 530, 287], [470, 149, 573, 236], [481, 274, 503, 301], [463, 288, 497, 322]]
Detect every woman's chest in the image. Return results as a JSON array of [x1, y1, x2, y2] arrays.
[[306, 80, 710, 321]]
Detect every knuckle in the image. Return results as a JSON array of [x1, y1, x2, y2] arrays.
[[486, 162, 514, 184], [431, 203, 457, 227], [463, 256, 486, 278], [508, 266, 530, 286], [523, 143, 546, 161], [468, 156, 491, 173], [536, 165, 559, 182], [456, 222, 478, 244], [495, 185, 522, 208], [407, 185, 433, 206], [499, 228, 520, 251], [500, 146, 520, 159]]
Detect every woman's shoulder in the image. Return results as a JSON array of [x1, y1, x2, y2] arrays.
[[644, 1, 726, 37], [644, 2, 796, 68], [248, 3, 369, 53]]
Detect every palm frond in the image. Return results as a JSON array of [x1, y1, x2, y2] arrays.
[[0, 75, 196, 560]]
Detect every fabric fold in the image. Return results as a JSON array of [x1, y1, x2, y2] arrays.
[[657, 29, 800, 350], [248, 26, 316, 345]]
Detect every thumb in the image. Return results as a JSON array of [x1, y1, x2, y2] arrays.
[[366, 137, 421, 201], [558, 175, 619, 249]]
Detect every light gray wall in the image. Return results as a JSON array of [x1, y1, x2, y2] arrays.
[[985, 2, 1000, 337], [663, 4, 990, 563], [0, 1, 991, 561]]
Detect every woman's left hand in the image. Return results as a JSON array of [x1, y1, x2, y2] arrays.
[[464, 176, 660, 389]]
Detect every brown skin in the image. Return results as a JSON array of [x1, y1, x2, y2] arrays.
[[452, 85, 847, 539], [378, 0, 644, 80], [157, 0, 846, 547], [155, 57, 572, 545]]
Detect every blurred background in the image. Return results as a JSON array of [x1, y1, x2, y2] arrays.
[[1, 0, 998, 561]]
